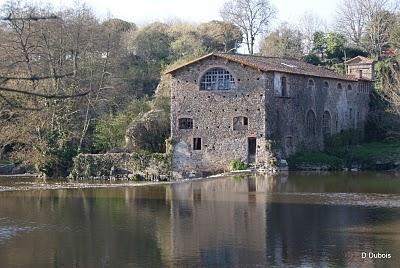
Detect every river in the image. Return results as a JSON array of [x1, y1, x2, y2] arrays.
[[0, 172, 399, 267]]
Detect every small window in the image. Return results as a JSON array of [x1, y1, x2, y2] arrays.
[[308, 79, 315, 89], [323, 81, 329, 89], [281, 76, 288, 96], [178, 118, 193, 129], [233, 116, 249, 130], [193, 138, 202, 150], [347, 84, 352, 90], [337, 83, 342, 90], [359, 70, 363, 78]]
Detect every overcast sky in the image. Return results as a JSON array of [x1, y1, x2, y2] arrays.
[[0, 0, 341, 26]]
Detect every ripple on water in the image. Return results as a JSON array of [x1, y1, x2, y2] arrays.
[[0, 225, 37, 244], [269, 192, 400, 208]]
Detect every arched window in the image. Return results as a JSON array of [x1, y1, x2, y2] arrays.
[[323, 81, 329, 89], [347, 84, 352, 90], [322, 111, 331, 137], [233, 116, 248, 130], [178, 118, 193, 129], [337, 83, 343, 90], [308, 79, 315, 89], [200, 68, 235, 90], [306, 110, 316, 136]]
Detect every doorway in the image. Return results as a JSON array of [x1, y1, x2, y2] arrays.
[[247, 137, 256, 164]]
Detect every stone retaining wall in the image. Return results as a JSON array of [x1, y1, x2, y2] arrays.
[[69, 152, 171, 181]]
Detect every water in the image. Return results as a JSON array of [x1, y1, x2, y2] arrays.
[[0, 172, 400, 267]]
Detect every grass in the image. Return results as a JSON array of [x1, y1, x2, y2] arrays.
[[230, 160, 247, 171], [288, 141, 400, 170]]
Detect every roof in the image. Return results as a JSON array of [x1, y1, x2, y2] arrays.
[[165, 52, 358, 81], [344, 56, 375, 65]]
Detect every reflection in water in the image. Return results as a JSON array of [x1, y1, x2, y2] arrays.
[[0, 172, 399, 267]]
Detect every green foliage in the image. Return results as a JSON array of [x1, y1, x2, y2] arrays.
[[312, 31, 327, 57], [287, 151, 344, 169], [326, 32, 346, 59], [198, 20, 243, 52], [260, 23, 303, 59], [303, 54, 322, 65], [93, 98, 151, 152], [230, 159, 247, 171]]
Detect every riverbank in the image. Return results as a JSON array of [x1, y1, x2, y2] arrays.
[[287, 140, 400, 171]]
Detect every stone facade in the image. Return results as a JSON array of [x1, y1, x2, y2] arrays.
[[167, 53, 373, 177]]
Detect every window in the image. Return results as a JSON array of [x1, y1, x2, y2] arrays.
[[359, 70, 363, 78], [281, 76, 288, 96], [200, 68, 235, 90], [306, 110, 316, 136], [347, 84, 352, 90], [233, 116, 249, 130], [178, 118, 193, 129], [337, 83, 342, 90], [322, 111, 331, 137], [193, 138, 202, 150], [308, 79, 315, 89], [323, 81, 329, 89], [285, 136, 294, 154]]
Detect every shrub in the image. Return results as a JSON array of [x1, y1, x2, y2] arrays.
[[92, 98, 151, 152], [230, 159, 247, 171], [287, 151, 344, 169]]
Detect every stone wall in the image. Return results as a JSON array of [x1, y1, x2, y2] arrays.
[[70, 152, 171, 181], [268, 73, 371, 156]]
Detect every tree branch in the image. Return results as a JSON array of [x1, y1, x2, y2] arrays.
[[0, 86, 90, 99], [0, 14, 58, 21], [0, 73, 74, 81]]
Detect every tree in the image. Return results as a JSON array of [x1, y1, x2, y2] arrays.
[[220, 0, 276, 55], [259, 23, 303, 59], [336, 0, 398, 57], [326, 32, 347, 60], [335, 0, 367, 47], [126, 22, 171, 63], [0, 1, 129, 176], [297, 11, 327, 54], [198, 20, 243, 52], [363, 9, 396, 58], [312, 31, 327, 59]]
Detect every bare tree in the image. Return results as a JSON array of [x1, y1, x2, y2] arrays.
[[220, 0, 276, 55], [335, 0, 367, 47], [0, 3, 90, 110], [362, 0, 398, 58], [297, 11, 327, 54], [335, 0, 398, 57]]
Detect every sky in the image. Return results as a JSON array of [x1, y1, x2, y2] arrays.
[[0, 0, 341, 26]]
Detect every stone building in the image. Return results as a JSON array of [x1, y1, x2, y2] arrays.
[[166, 53, 374, 177]]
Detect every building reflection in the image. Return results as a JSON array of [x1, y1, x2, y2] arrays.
[[159, 173, 278, 267]]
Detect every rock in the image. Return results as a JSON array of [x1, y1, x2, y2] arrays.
[[125, 109, 170, 152], [0, 163, 15, 174], [11, 165, 26, 174]]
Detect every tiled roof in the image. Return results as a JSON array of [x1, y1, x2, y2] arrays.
[[165, 52, 358, 81], [344, 56, 375, 64]]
